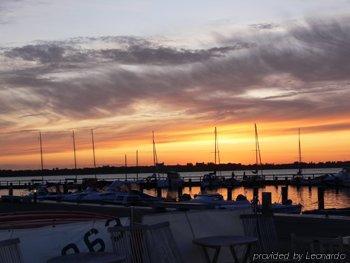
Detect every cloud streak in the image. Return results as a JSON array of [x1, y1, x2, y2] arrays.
[[0, 15, 350, 136]]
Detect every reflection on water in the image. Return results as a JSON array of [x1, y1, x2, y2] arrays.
[[0, 189, 28, 197], [144, 186, 350, 211], [0, 168, 341, 182], [1, 185, 349, 212]]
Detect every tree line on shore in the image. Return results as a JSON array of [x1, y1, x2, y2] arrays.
[[0, 161, 349, 177]]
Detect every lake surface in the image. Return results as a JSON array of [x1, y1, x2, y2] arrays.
[[144, 185, 350, 211], [0, 168, 341, 182], [1, 168, 349, 212]]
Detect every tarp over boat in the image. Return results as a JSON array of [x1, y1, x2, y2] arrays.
[[0, 208, 251, 262], [143, 207, 252, 262], [0, 214, 128, 263]]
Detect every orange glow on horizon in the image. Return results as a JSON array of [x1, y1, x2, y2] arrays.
[[0, 119, 349, 170]]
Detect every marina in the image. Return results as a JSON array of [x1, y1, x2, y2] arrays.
[[1, 169, 350, 211], [1, 0, 350, 262]]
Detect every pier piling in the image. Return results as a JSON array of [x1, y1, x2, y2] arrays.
[[63, 183, 68, 194], [177, 187, 183, 199], [253, 187, 259, 200], [156, 187, 162, 198], [9, 183, 13, 196], [281, 186, 288, 205], [317, 187, 325, 210], [227, 186, 232, 201], [262, 192, 272, 214]]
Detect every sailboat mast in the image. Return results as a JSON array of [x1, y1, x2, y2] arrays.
[[298, 128, 302, 164], [72, 130, 77, 170], [91, 129, 97, 178], [298, 128, 302, 175], [214, 127, 221, 175], [254, 124, 258, 169], [214, 127, 217, 165], [254, 124, 263, 178], [124, 154, 127, 181], [152, 131, 158, 167], [39, 131, 44, 180], [136, 150, 139, 180]]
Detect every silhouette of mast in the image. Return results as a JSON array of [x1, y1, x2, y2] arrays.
[[72, 130, 77, 170], [72, 130, 78, 181], [39, 131, 44, 180], [298, 128, 302, 175], [254, 124, 263, 178], [91, 129, 97, 179], [214, 127, 217, 165], [152, 131, 159, 177], [136, 150, 139, 180], [124, 154, 127, 181], [152, 131, 158, 167], [214, 127, 220, 174]]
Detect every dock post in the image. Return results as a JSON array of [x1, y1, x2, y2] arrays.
[[156, 187, 162, 198], [177, 187, 183, 199], [281, 186, 288, 205], [253, 187, 259, 200], [262, 192, 272, 214], [33, 190, 37, 204], [188, 179, 192, 190], [227, 186, 232, 201], [63, 183, 68, 194], [9, 183, 13, 196], [317, 187, 325, 210]]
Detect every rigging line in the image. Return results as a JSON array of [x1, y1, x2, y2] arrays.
[[152, 131, 158, 166], [72, 130, 77, 170], [39, 131, 44, 171], [91, 129, 96, 168]]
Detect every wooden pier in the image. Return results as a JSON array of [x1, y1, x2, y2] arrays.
[[0, 171, 341, 191]]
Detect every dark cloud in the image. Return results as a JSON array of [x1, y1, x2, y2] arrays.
[[1, 16, 350, 132], [4, 40, 249, 66], [5, 44, 67, 64], [284, 122, 350, 134]]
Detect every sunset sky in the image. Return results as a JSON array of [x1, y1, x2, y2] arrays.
[[1, 0, 350, 169]]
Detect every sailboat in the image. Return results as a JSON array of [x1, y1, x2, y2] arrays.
[[319, 167, 350, 187], [152, 132, 183, 189], [292, 128, 304, 184], [242, 124, 264, 186], [252, 124, 263, 176], [297, 128, 302, 176], [244, 124, 263, 180], [201, 127, 224, 189]]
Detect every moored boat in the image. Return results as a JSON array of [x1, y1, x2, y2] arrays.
[[157, 172, 184, 189]]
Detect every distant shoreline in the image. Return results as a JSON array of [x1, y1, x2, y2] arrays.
[[0, 161, 348, 177]]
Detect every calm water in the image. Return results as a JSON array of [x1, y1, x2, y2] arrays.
[[144, 185, 350, 211], [1, 168, 349, 212], [0, 168, 341, 182]]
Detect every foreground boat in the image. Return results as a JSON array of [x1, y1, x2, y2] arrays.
[[185, 193, 301, 213], [200, 172, 224, 188], [316, 167, 350, 187], [28, 180, 162, 206], [157, 172, 184, 189], [188, 193, 251, 209], [258, 203, 302, 214]]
